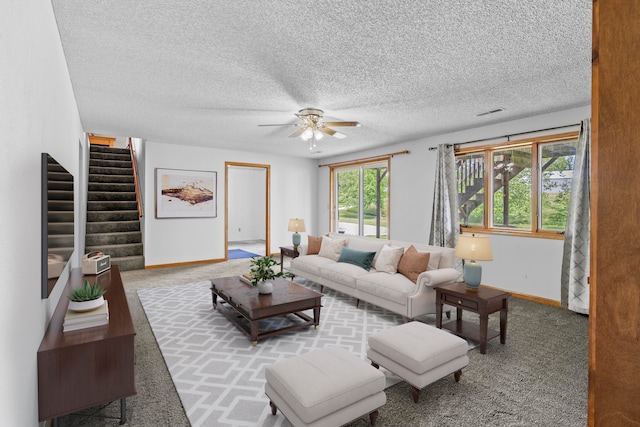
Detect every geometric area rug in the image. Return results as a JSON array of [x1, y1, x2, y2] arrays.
[[138, 278, 412, 427]]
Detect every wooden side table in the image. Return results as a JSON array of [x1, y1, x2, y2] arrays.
[[435, 282, 510, 354], [279, 246, 299, 272], [38, 266, 136, 423]]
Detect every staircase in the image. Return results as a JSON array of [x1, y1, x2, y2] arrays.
[[85, 145, 144, 271]]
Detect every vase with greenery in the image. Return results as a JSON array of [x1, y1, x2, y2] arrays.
[[249, 256, 292, 294], [68, 280, 107, 312]]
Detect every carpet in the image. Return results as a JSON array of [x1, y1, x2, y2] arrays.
[[138, 278, 420, 426], [228, 249, 259, 260], [57, 259, 588, 427]]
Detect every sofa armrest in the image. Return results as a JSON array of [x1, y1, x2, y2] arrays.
[[296, 245, 309, 256], [417, 268, 461, 288]]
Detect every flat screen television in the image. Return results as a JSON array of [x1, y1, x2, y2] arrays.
[[42, 153, 74, 298]]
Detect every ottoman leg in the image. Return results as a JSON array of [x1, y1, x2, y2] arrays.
[[269, 400, 277, 415], [369, 409, 379, 425], [454, 369, 462, 382], [411, 386, 421, 403]]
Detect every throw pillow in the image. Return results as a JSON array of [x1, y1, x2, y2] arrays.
[[397, 245, 431, 283], [307, 235, 322, 255], [426, 250, 441, 270], [318, 236, 347, 261], [373, 244, 405, 274], [337, 247, 377, 271]]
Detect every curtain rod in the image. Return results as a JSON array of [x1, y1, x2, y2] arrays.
[[427, 123, 582, 151], [318, 150, 409, 168]]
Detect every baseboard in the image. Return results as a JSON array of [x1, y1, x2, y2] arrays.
[[482, 284, 562, 308]]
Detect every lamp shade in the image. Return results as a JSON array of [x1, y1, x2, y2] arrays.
[[454, 234, 493, 261], [288, 218, 306, 233]]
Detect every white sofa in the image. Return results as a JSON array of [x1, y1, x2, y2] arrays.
[[289, 233, 460, 320]]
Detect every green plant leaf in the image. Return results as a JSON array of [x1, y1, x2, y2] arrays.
[[248, 255, 293, 286], [69, 280, 107, 302]]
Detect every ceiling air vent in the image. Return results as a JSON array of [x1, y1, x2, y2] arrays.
[[476, 107, 505, 117]]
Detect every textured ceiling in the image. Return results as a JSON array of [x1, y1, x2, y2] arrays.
[[51, 0, 592, 159]]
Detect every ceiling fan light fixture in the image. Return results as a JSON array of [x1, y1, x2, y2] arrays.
[[301, 128, 313, 140], [259, 107, 361, 149]]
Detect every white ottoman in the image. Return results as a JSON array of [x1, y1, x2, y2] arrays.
[[265, 347, 387, 426], [367, 321, 469, 403]]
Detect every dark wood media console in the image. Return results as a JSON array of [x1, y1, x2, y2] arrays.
[[38, 265, 136, 424]]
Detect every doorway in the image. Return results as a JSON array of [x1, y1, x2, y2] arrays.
[[225, 162, 270, 259]]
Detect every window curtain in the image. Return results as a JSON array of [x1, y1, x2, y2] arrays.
[[561, 119, 590, 314], [429, 144, 460, 251]]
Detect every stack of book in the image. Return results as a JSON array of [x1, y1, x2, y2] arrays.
[[239, 273, 254, 285], [63, 301, 109, 332]]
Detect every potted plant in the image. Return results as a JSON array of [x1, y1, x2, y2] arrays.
[[249, 255, 292, 294], [68, 280, 107, 312]]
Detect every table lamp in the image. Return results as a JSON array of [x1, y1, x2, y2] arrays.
[[454, 234, 493, 289], [288, 218, 305, 248]]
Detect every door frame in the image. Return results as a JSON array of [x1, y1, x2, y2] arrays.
[[225, 162, 270, 258]]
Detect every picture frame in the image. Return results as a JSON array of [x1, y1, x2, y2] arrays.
[[155, 168, 217, 218]]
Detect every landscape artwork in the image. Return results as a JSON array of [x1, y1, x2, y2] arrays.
[[156, 168, 217, 218]]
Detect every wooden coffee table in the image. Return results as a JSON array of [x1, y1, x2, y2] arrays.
[[210, 276, 323, 345]]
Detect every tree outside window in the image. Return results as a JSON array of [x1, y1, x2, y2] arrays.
[[456, 133, 578, 238], [332, 161, 389, 238]]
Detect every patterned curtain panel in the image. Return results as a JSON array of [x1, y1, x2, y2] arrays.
[[561, 119, 591, 314], [429, 144, 460, 252]]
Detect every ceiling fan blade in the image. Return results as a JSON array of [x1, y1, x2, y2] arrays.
[[318, 127, 347, 139], [332, 131, 347, 139], [288, 127, 306, 138], [318, 127, 336, 136], [322, 121, 362, 127]]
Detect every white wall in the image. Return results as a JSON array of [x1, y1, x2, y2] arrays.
[[228, 166, 266, 241], [0, 1, 84, 425], [316, 106, 591, 301], [143, 141, 317, 265]]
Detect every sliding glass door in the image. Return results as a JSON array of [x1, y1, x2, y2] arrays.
[[332, 160, 389, 238]]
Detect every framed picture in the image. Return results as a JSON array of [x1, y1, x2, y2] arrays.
[[155, 168, 217, 218]]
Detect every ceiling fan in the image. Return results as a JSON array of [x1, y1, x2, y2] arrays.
[[259, 108, 361, 150]]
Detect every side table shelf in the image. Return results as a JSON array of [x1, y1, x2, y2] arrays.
[[37, 266, 136, 424]]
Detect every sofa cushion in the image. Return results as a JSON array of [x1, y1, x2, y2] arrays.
[[320, 262, 370, 289], [373, 244, 405, 274], [318, 236, 347, 260], [291, 255, 336, 277], [397, 246, 430, 283], [307, 235, 322, 255], [356, 273, 416, 306], [337, 247, 376, 271]]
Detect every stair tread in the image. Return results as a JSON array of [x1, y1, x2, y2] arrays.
[[86, 231, 141, 235], [87, 147, 143, 270]]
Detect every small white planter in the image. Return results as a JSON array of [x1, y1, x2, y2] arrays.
[[68, 296, 105, 312], [257, 281, 273, 294]]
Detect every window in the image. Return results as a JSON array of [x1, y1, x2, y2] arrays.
[[456, 132, 578, 238], [330, 160, 389, 238]]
